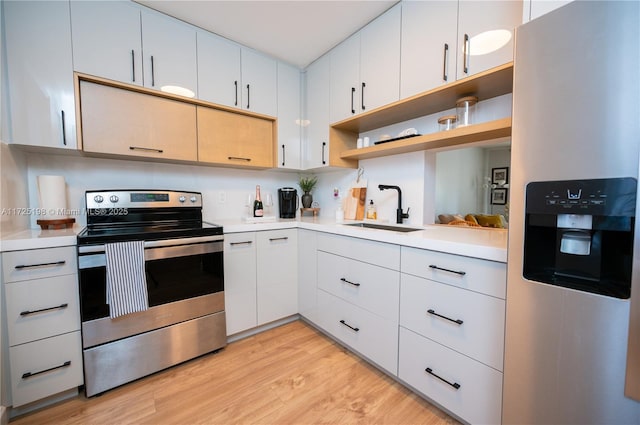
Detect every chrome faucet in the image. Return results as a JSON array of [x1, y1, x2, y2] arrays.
[[378, 184, 410, 224]]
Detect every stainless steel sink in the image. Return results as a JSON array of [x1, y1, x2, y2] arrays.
[[343, 222, 423, 232]]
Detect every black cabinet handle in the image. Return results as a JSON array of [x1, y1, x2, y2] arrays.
[[425, 367, 460, 390], [427, 309, 463, 325], [351, 87, 356, 114], [269, 237, 289, 242], [22, 361, 71, 379], [131, 49, 136, 82], [322, 142, 326, 165], [361, 82, 366, 111], [463, 34, 470, 75], [246, 84, 250, 109], [228, 156, 251, 162], [20, 303, 68, 317], [428, 265, 466, 276], [151, 55, 155, 86], [61, 110, 67, 146], [442, 43, 449, 82], [339, 319, 359, 332], [230, 241, 252, 246], [15, 260, 65, 270], [130, 146, 163, 154], [340, 277, 360, 287], [281, 144, 285, 166], [234, 80, 238, 106]]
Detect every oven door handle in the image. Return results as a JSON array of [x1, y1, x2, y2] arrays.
[[78, 235, 224, 254]]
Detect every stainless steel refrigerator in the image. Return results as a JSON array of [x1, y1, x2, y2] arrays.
[[504, 1, 640, 423]]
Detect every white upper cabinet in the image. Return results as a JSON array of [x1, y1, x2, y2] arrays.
[[304, 54, 331, 169], [330, 3, 401, 123], [3, 0, 76, 149], [197, 31, 242, 108], [400, 1, 458, 99], [456, 1, 522, 80], [277, 62, 302, 169], [523, 0, 573, 22], [70, 1, 143, 86], [141, 9, 198, 96], [241, 49, 277, 116]]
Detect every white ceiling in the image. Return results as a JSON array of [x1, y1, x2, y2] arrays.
[[135, 0, 399, 69]]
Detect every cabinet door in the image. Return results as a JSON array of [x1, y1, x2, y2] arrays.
[[329, 33, 360, 123], [197, 106, 275, 168], [304, 54, 331, 169], [457, 0, 522, 80], [359, 4, 401, 112], [256, 229, 298, 325], [3, 0, 76, 149], [197, 31, 242, 108], [527, 0, 573, 22], [80, 81, 197, 161], [241, 49, 277, 116], [277, 62, 302, 169], [298, 229, 318, 322], [224, 233, 257, 335], [400, 1, 458, 99], [141, 9, 198, 96], [71, 1, 143, 86]]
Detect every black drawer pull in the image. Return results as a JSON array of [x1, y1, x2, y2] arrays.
[[340, 277, 360, 287], [339, 319, 359, 332], [425, 367, 461, 390], [228, 156, 251, 162], [230, 241, 253, 246], [22, 361, 71, 379], [427, 309, 463, 325], [428, 265, 466, 276], [20, 303, 68, 317], [130, 146, 163, 154], [269, 237, 289, 242], [15, 260, 66, 270]]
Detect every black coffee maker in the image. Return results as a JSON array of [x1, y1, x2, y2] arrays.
[[278, 188, 298, 218]]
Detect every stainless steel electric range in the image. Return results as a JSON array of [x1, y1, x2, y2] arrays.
[[77, 190, 226, 397]]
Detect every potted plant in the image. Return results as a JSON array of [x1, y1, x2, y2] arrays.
[[298, 174, 318, 208]]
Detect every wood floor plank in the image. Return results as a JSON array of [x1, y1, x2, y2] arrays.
[[11, 320, 459, 425]]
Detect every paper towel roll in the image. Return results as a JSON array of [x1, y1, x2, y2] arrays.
[[37, 175, 67, 220]]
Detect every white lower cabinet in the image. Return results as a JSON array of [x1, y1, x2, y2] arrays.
[[399, 327, 503, 425], [224, 232, 257, 335], [316, 290, 398, 375], [2, 246, 83, 407], [297, 230, 318, 323]]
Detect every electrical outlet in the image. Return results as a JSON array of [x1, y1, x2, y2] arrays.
[[218, 191, 226, 204]]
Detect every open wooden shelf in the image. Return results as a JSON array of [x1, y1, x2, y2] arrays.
[[340, 118, 512, 160], [332, 62, 513, 134]]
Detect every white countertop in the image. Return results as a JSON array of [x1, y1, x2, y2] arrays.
[[1, 219, 508, 263], [218, 217, 508, 263]]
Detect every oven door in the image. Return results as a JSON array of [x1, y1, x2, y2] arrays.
[[78, 235, 224, 348]]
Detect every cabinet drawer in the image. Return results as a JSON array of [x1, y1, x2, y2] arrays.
[[318, 251, 399, 321], [9, 331, 83, 407], [400, 274, 505, 371], [316, 289, 398, 375], [2, 246, 77, 283], [398, 328, 502, 425], [401, 246, 506, 299], [317, 233, 400, 270], [6, 274, 81, 346]]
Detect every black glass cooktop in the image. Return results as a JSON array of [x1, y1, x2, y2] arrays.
[[77, 221, 223, 245]]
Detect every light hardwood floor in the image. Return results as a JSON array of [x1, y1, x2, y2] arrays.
[[11, 320, 459, 425]]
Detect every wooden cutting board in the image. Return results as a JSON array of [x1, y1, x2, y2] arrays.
[[353, 187, 367, 220]]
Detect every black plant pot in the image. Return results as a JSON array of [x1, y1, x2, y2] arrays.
[[301, 191, 312, 208]]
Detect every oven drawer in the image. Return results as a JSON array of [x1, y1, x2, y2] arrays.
[[2, 246, 77, 283], [6, 274, 81, 346], [9, 331, 83, 407]]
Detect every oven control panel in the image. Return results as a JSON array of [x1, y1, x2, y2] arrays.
[[86, 190, 202, 209]]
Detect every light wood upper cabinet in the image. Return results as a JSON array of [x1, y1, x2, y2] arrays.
[[79, 80, 197, 162], [3, 0, 76, 149], [197, 106, 275, 168], [71, 1, 143, 86], [400, 1, 459, 99], [197, 31, 242, 108], [456, 1, 522, 80]]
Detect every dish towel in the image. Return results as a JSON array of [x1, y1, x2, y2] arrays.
[[105, 240, 149, 319]]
